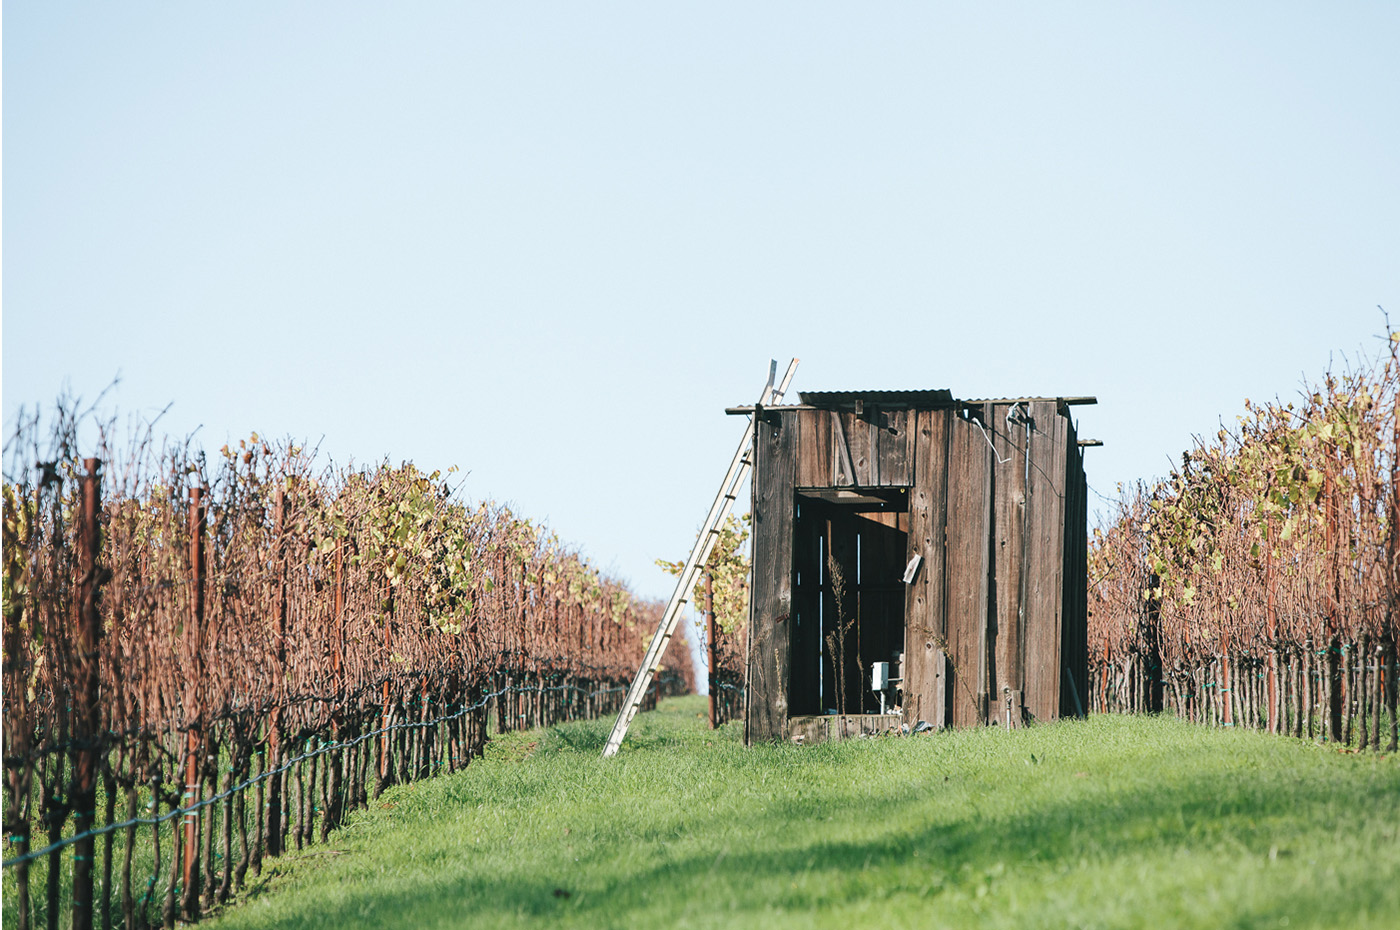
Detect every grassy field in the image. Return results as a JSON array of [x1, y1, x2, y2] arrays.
[[206, 695, 1399, 930]]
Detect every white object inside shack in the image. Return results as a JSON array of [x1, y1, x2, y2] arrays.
[[871, 661, 890, 715]]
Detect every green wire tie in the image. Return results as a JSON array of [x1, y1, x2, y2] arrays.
[[9, 835, 27, 843]]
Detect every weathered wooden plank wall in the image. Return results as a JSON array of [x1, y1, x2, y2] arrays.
[[872, 407, 914, 486], [791, 404, 829, 718], [801, 408, 916, 490], [1023, 400, 1068, 722], [944, 410, 991, 727], [744, 399, 1088, 742], [832, 412, 865, 486], [991, 403, 1029, 723], [1060, 414, 1089, 717], [795, 410, 831, 488], [903, 409, 949, 727], [745, 411, 797, 743]]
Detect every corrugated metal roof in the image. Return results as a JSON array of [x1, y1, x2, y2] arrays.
[[795, 389, 955, 408], [961, 396, 1097, 406]]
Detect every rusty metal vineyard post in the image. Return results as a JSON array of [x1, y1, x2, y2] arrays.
[[182, 485, 206, 921], [70, 459, 103, 930], [1389, 366, 1400, 753], [265, 488, 288, 859], [327, 537, 346, 839], [1265, 513, 1278, 733], [377, 576, 395, 797], [705, 571, 717, 729]]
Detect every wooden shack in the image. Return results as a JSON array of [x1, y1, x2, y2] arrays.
[[737, 389, 1093, 744]]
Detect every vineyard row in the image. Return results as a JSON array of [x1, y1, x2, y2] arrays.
[[1088, 334, 1399, 749], [2, 413, 693, 930]]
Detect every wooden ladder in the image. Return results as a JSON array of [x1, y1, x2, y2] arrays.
[[601, 358, 799, 758]]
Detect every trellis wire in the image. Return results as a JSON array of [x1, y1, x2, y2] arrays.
[[1, 677, 649, 871]]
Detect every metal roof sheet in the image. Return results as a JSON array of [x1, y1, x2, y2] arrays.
[[962, 396, 1097, 406], [795, 389, 955, 407]]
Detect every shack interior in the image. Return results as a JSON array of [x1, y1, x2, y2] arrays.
[[737, 390, 1093, 745]]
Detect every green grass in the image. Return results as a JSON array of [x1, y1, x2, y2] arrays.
[[207, 696, 1399, 930]]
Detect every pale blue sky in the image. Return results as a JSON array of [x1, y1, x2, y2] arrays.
[[5, 3, 1399, 606]]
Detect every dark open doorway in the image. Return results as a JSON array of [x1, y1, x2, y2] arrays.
[[789, 488, 909, 717]]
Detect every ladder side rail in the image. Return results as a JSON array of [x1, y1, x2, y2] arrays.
[[602, 359, 797, 758], [602, 439, 755, 755], [617, 439, 754, 694], [603, 459, 751, 748]]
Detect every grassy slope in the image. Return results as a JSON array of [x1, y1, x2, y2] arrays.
[[211, 696, 1399, 930]]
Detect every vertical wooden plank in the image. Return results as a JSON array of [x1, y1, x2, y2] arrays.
[[980, 404, 996, 727], [831, 412, 856, 487], [869, 408, 881, 488], [745, 409, 798, 743], [992, 404, 1029, 722], [795, 410, 831, 488], [1076, 446, 1089, 713], [1059, 419, 1075, 719], [834, 411, 873, 486], [1060, 419, 1089, 717], [874, 408, 914, 487], [849, 411, 873, 486], [983, 406, 1002, 724], [1023, 401, 1068, 722], [903, 409, 948, 727], [946, 411, 992, 727], [791, 413, 821, 717], [789, 492, 822, 716]]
